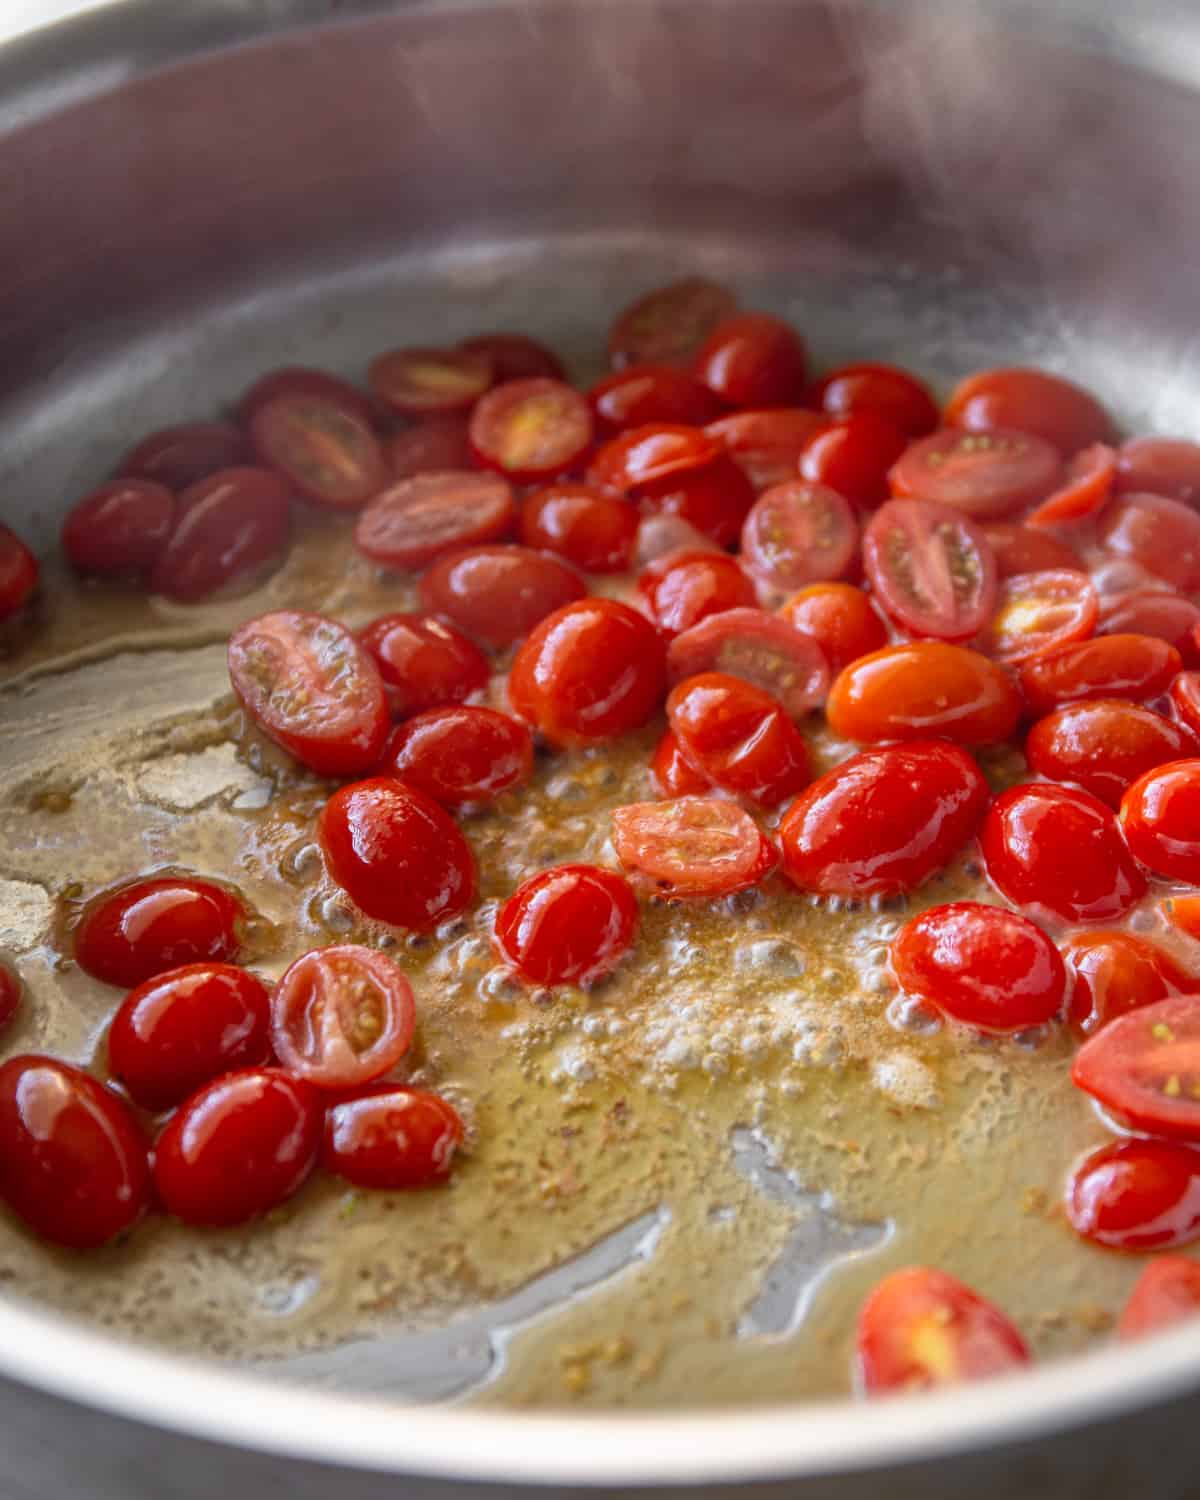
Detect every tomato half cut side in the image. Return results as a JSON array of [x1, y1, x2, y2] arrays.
[[637, 550, 755, 637], [1018, 634, 1182, 716], [666, 608, 830, 719], [1099, 493, 1200, 593], [1073, 998, 1200, 1140], [368, 346, 493, 416], [611, 797, 778, 899], [379, 705, 533, 807], [323, 1084, 465, 1190], [1066, 1138, 1200, 1252], [693, 313, 808, 408], [862, 498, 998, 641], [494, 864, 640, 987], [943, 367, 1114, 456], [982, 523, 1083, 580], [62, 480, 176, 578], [608, 278, 739, 370], [826, 641, 1020, 747], [354, 471, 516, 571], [386, 418, 474, 479], [589, 364, 724, 435], [778, 582, 888, 676], [74, 876, 247, 989], [740, 480, 858, 593], [0, 526, 38, 620], [359, 612, 490, 718], [149, 467, 291, 602], [705, 408, 830, 491], [650, 730, 710, 796], [469, 378, 594, 484], [667, 671, 811, 807], [1117, 437, 1200, 505], [1024, 443, 1116, 528], [1063, 931, 1192, 1037], [978, 569, 1098, 666], [1119, 1257, 1200, 1340], [119, 422, 250, 491], [797, 412, 908, 510], [251, 393, 387, 510], [237, 367, 377, 432], [1026, 699, 1197, 810], [808, 362, 938, 439], [459, 332, 565, 383], [519, 483, 638, 574], [418, 544, 586, 650], [1121, 759, 1200, 883], [888, 428, 1061, 520]]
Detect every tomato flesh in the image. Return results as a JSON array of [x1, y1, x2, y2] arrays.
[[826, 641, 1020, 747], [386, 418, 475, 479], [979, 569, 1098, 666], [651, 730, 710, 796], [1119, 1257, 1200, 1339], [778, 582, 887, 676], [418, 544, 586, 650], [1099, 493, 1200, 593], [637, 549, 755, 637], [1066, 1138, 1200, 1252], [1121, 759, 1200, 882], [1063, 931, 1192, 1038], [705, 408, 829, 491], [741, 480, 858, 592], [589, 364, 723, 434], [358, 612, 489, 719], [149, 467, 291, 602], [369, 346, 493, 417], [608, 278, 738, 369], [74, 877, 246, 989], [323, 1084, 464, 1190], [1026, 699, 1196, 810], [520, 483, 638, 574], [494, 864, 639, 987], [943, 367, 1113, 455], [889, 428, 1061, 520], [1018, 634, 1182, 717], [798, 412, 908, 510], [808, 362, 938, 438], [469, 378, 593, 484], [863, 498, 997, 642], [982, 523, 1083, 580], [1117, 437, 1200, 505], [251, 393, 387, 509], [379, 705, 533, 807], [62, 480, 176, 577], [1073, 996, 1200, 1141], [693, 313, 808, 408], [665, 608, 830, 719], [1025, 443, 1116, 528], [354, 471, 516, 570], [119, 422, 250, 491], [611, 797, 778, 899], [667, 671, 810, 807]]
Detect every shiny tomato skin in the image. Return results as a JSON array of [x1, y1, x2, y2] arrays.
[[693, 313, 807, 408], [665, 608, 830, 719], [386, 418, 474, 479], [519, 483, 638, 574], [638, 452, 757, 548], [827, 641, 1020, 747], [705, 408, 830, 491], [418, 545, 586, 650], [379, 706, 532, 807], [740, 480, 859, 592], [979, 570, 1098, 667], [1018, 634, 1182, 717], [354, 471, 516, 571], [1025, 443, 1116, 528], [798, 412, 909, 510], [459, 332, 565, 383], [1062, 931, 1192, 1037], [637, 549, 755, 637], [74, 877, 246, 989], [1173, 673, 1200, 740], [62, 480, 176, 577], [1073, 995, 1200, 1141], [153, 1068, 322, 1227], [1026, 699, 1196, 810], [322, 1083, 464, 1190], [1117, 437, 1200, 505], [1101, 592, 1200, 664], [1119, 1256, 1200, 1339], [608, 278, 739, 370], [468, 378, 594, 484], [667, 672, 810, 807], [107, 962, 271, 1112], [611, 796, 778, 899], [359, 612, 489, 719], [889, 428, 1061, 520], [318, 777, 476, 931], [0, 526, 38, 620], [863, 498, 998, 642], [779, 740, 989, 898], [236, 366, 377, 432], [808, 362, 938, 439], [1163, 893, 1200, 941], [982, 523, 1083, 580], [149, 467, 291, 602], [119, 422, 250, 491], [1099, 493, 1200, 593], [368, 346, 493, 417], [251, 393, 387, 510], [944, 367, 1114, 455], [0, 1057, 150, 1249], [0, 966, 21, 1035], [589, 364, 724, 435], [981, 783, 1145, 925], [1066, 1139, 1200, 1252], [778, 582, 888, 676], [494, 864, 639, 987], [1121, 759, 1200, 882], [508, 598, 667, 746], [651, 730, 710, 796], [586, 424, 720, 494]]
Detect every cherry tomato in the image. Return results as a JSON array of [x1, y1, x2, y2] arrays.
[[982, 523, 1083, 580], [494, 864, 639, 987], [237, 366, 378, 432], [650, 730, 710, 796], [633, 513, 720, 569], [981, 783, 1145, 925], [359, 612, 489, 719], [589, 364, 723, 435], [0, 966, 21, 1035], [778, 582, 888, 675], [1119, 1257, 1200, 1339], [107, 963, 271, 1112], [418, 545, 586, 650], [611, 796, 778, 899], [608, 277, 738, 369], [0, 525, 38, 620], [808, 362, 938, 439], [863, 498, 998, 641], [741, 480, 858, 592], [153, 1068, 322, 1227], [798, 412, 908, 510], [228, 610, 390, 777], [74, 877, 246, 989], [827, 641, 1020, 747], [1101, 592, 1200, 664], [459, 332, 564, 383], [1073, 996, 1200, 1141], [1163, 894, 1200, 942], [889, 429, 1061, 520], [665, 608, 830, 719], [667, 672, 810, 807], [586, 424, 721, 494], [468, 378, 593, 484], [368, 346, 493, 417], [1024, 443, 1116, 528], [520, 483, 638, 573], [1063, 931, 1192, 1038], [508, 598, 667, 745], [379, 705, 532, 806], [0, 1057, 150, 1249], [1027, 700, 1196, 810], [322, 1083, 464, 1190], [693, 313, 807, 408], [319, 777, 477, 931], [637, 451, 756, 548], [1100, 493, 1200, 593], [386, 418, 475, 479], [979, 569, 1098, 666], [1172, 673, 1200, 740], [271, 944, 416, 1090], [354, 471, 516, 571], [637, 549, 755, 637], [1019, 634, 1182, 717], [855, 1267, 1030, 1394], [1121, 759, 1200, 882], [944, 367, 1113, 455], [705, 408, 830, 491], [779, 741, 989, 898], [62, 480, 176, 578], [250, 393, 386, 510], [1117, 437, 1200, 505], [1066, 1139, 1200, 1252], [119, 422, 250, 491], [150, 467, 291, 603]]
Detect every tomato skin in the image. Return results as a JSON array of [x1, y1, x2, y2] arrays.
[[322, 1084, 464, 1190], [0, 1057, 151, 1249], [651, 730, 710, 796], [798, 412, 909, 510], [62, 480, 176, 577], [827, 641, 1021, 747], [980, 570, 1098, 667], [459, 333, 564, 383], [508, 598, 667, 746], [119, 422, 250, 492], [386, 418, 475, 479], [1066, 1139, 1200, 1252], [665, 608, 830, 719], [237, 367, 378, 432], [1101, 592, 1200, 664], [494, 864, 639, 987], [1163, 894, 1200, 942], [779, 741, 989, 898], [1062, 931, 1191, 1037], [1025, 443, 1116, 528], [1119, 1256, 1200, 1339], [981, 783, 1145, 925], [354, 472, 516, 571], [944, 367, 1113, 455], [1026, 700, 1196, 810], [609, 278, 738, 370], [586, 424, 720, 494], [368, 346, 493, 417], [693, 313, 807, 408], [251, 393, 387, 510], [667, 672, 810, 807], [1018, 634, 1182, 717], [379, 706, 532, 807], [1117, 437, 1200, 505], [982, 523, 1083, 580], [705, 408, 830, 491], [418, 545, 586, 651], [589, 364, 724, 435], [468, 378, 594, 484], [0, 966, 21, 1035], [808, 362, 938, 439], [153, 1068, 322, 1227], [75, 877, 246, 989], [637, 550, 755, 637], [740, 480, 859, 592], [1100, 493, 1200, 593], [358, 612, 489, 719], [107, 963, 271, 1112], [519, 483, 638, 574], [1121, 759, 1200, 882], [889, 428, 1061, 520], [318, 777, 477, 932], [149, 467, 291, 603], [611, 796, 778, 899], [638, 452, 756, 548], [863, 498, 998, 642], [0, 525, 39, 620], [1073, 995, 1200, 1141], [778, 582, 888, 676]]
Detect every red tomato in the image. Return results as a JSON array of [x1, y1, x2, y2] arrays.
[[827, 641, 1020, 747], [508, 598, 667, 745], [358, 612, 489, 719], [271, 945, 416, 1090], [863, 499, 998, 641], [608, 277, 738, 369], [1119, 1256, 1200, 1339], [459, 332, 564, 383], [856, 1267, 1030, 1394], [228, 610, 390, 777], [418, 544, 586, 650], [982, 523, 1083, 580], [740, 480, 858, 592], [667, 672, 810, 807], [589, 364, 723, 435], [251, 393, 387, 510], [0, 967, 21, 1035], [650, 730, 710, 796], [778, 582, 888, 675], [519, 483, 638, 574], [637, 451, 756, 548], [1063, 931, 1192, 1038], [1024, 443, 1116, 528], [74, 877, 246, 989], [693, 313, 807, 408], [665, 608, 830, 719], [810, 362, 937, 437], [889, 428, 1061, 520], [1163, 894, 1200, 942], [979, 569, 1098, 666], [1117, 437, 1200, 505], [0, 525, 38, 620], [1172, 672, 1200, 739], [1100, 493, 1200, 592], [322, 1084, 464, 1190], [637, 550, 755, 637], [153, 1068, 322, 1227], [586, 424, 721, 494], [705, 408, 829, 491], [1121, 759, 1200, 882], [0, 1057, 150, 1249], [1100, 592, 1200, 665], [368, 346, 493, 417], [62, 480, 176, 577], [494, 864, 639, 987], [944, 367, 1113, 455], [1073, 996, 1200, 1141], [633, 513, 720, 569], [981, 783, 1145, 925], [468, 378, 593, 484], [119, 421, 250, 491], [1026, 700, 1196, 809], [354, 471, 515, 571], [379, 706, 532, 806], [149, 467, 290, 602], [1066, 1139, 1200, 1252], [798, 412, 908, 510], [1019, 634, 1182, 717], [318, 777, 477, 931], [891, 901, 1066, 1033], [611, 797, 778, 899], [779, 741, 989, 898], [237, 366, 377, 432], [386, 418, 475, 479], [107, 963, 271, 1112]]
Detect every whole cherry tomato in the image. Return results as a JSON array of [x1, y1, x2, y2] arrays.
[[354, 471, 516, 570], [0, 526, 38, 620], [323, 1084, 464, 1190], [979, 570, 1098, 666], [1117, 436, 1200, 505], [808, 362, 938, 438], [368, 346, 493, 417], [468, 378, 594, 484], [1073, 996, 1200, 1141], [650, 730, 710, 796], [62, 480, 176, 577], [588, 364, 723, 434], [1119, 1257, 1200, 1340], [1099, 493, 1200, 593], [494, 864, 639, 987], [379, 706, 532, 806], [587, 424, 720, 494], [637, 549, 755, 637], [826, 641, 1021, 747], [251, 393, 387, 509], [1026, 699, 1196, 809], [665, 608, 829, 719], [1066, 1138, 1200, 1252], [862, 499, 998, 641], [1100, 592, 1200, 664], [1062, 931, 1192, 1037], [693, 313, 807, 408], [778, 582, 888, 675], [889, 429, 1061, 519], [1121, 759, 1200, 882], [611, 797, 778, 899], [637, 451, 756, 548], [943, 367, 1113, 455], [667, 672, 810, 806], [119, 422, 250, 491], [798, 412, 908, 509], [608, 278, 738, 369], [1018, 634, 1182, 717], [418, 545, 586, 650], [519, 483, 638, 574], [358, 612, 489, 719], [0, 967, 21, 1036], [74, 877, 246, 989], [740, 480, 858, 592], [705, 408, 829, 491], [150, 467, 291, 602]]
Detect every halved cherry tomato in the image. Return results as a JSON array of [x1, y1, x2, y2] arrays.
[[153, 1068, 322, 1227], [460, 332, 564, 383], [705, 408, 829, 491], [494, 864, 639, 987], [637, 550, 755, 637], [322, 1084, 464, 1190], [0, 526, 38, 620], [119, 422, 250, 491], [589, 364, 723, 435], [386, 418, 475, 479], [354, 471, 516, 571], [609, 278, 738, 370], [855, 1267, 1030, 1394], [611, 797, 778, 899], [149, 467, 291, 602], [368, 346, 493, 417], [0, 1057, 150, 1249], [1024, 443, 1116, 528], [318, 777, 477, 931], [468, 378, 593, 484], [228, 610, 390, 777], [379, 706, 532, 806], [62, 480, 176, 577], [633, 513, 720, 569], [1163, 894, 1200, 942], [358, 612, 489, 719], [0, 967, 21, 1035], [587, 424, 721, 494], [237, 366, 378, 432], [889, 429, 1061, 520], [1099, 493, 1200, 592], [1117, 437, 1200, 505], [1121, 759, 1200, 882], [1100, 592, 1200, 665], [1073, 996, 1200, 1141], [1062, 931, 1192, 1037], [270, 944, 416, 1090], [982, 523, 1083, 580], [107, 963, 271, 1112], [1172, 673, 1200, 739], [420, 544, 588, 651], [979, 569, 1098, 666], [778, 582, 888, 675], [863, 498, 998, 641], [693, 313, 807, 408], [944, 367, 1113, 455], [667, 672, 810, 806], [1026, 699, 1196, 810], [665, 608, 830, 719], [981, 783, 1145, 924], [1019, 634, 1182, 717], [74, 877, 246, 989], [808, 362, 938, 438], [638, 452, 756, 548], [827, 641, 1020, 746], [741, 480, 858, 592], [519, 483, 638, 574], [1066, 1138, 1200, 1251], [779, 741, 989, 898], [508, 598, 667, 745], [1119, 1257, 1200, 1339], [251, 393, 387, 509], [798, 412, 908, 510], [650, 730, 710, 796]]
